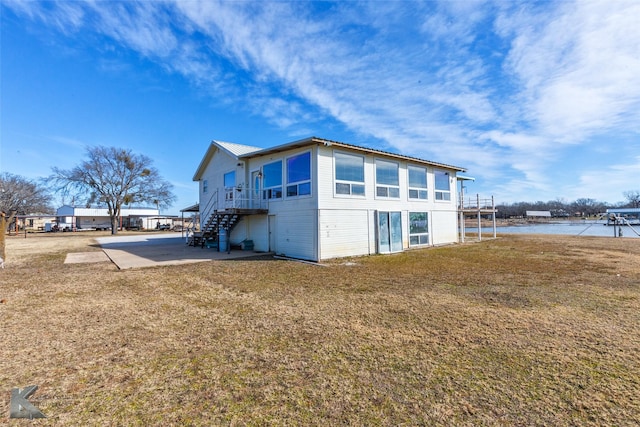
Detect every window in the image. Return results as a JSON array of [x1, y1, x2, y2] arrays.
[[409, 212, 429, 246], [224, 171, 235, 188], [262, 160, 282, 199], [202, 179, 208, 194], [375, 159, 399, 198], [286, 152, 311, 197], [435, 170, 451, 201], [224, 171, 236, 201], [408, 165, 428, 200], [335, 152, 365, 196]]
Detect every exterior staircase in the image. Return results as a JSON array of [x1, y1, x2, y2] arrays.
[[189, 207, 267, 250], [201, 210, 241, 250], [188, 187, 267, 250]]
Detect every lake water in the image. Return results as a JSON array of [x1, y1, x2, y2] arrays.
[[467, 220, 640, 239]]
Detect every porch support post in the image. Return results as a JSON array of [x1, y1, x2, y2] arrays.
[[492, 195, 497, 239], [477, 194, 482, 242]]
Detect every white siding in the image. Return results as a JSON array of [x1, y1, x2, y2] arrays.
[[247, 215, 269, 252], [55, 206, 159, 217], [315, 144, 460, 252], [196, 140, 462, 261], [244, 146, 319, 260], [274, 209, 317, 261], [430, 209, 458, 245], [229, 217, 248, 244], [199, 149, 242, 215], [319, 209, 372, 259]]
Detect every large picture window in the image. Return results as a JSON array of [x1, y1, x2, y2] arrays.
[[409, 212, 429, 246], [435, 170, 451, 201], [408, 165, 428, 200], [263, 160, 282, 199], [286, 152, 311, 197], [335, 152, 365, 196], [375, 159, 399, 198]]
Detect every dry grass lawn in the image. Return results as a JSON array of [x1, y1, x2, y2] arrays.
[[1, 232, 639, 426]]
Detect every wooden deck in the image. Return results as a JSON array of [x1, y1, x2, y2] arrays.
[[215, 208, 268, 215]]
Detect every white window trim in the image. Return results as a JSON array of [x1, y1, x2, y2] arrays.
[[408, 165, 428, 201], [285, 150, 312, 199], [223, 170, 236, 201], [334, 151, 366, 198], [262, 160, 283, 200], [409, 211, 430, 246], [375, 158, 400, 199], [434, 170, 452, 202]]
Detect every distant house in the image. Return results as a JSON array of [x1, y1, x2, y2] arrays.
[[15, 215, 57, 232], [526, 211, 552, 219], [193, 137, 465, 261], [55, 205, 163, 230]]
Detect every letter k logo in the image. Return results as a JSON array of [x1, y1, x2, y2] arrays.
[[9, 385, 46, 419]]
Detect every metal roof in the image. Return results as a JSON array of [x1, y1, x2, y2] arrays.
[[215, 140, 262, 157], [194, 136, 466, 181], [180, 203, 200, 212], [457, 174, 476, 181], [193, 140, 262, 181], [607, 208, 640, 214], [239, 136, 466, 172]]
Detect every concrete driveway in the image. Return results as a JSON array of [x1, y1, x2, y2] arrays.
[[96, 233, 267, 269]]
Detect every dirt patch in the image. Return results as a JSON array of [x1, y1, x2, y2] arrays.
[[1, 232, 639, 425]]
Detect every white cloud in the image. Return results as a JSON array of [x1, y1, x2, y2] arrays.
[[4, 0, 639, 203], [499, 0, 640, 142]]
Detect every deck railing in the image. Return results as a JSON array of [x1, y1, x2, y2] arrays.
[[458, 194, 497, 243], [221, 186, 267, 210], [459, 195, 496, 211]]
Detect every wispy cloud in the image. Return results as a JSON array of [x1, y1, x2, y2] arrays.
[[498, 1, 640, 142], [4, 0, 639, 202]]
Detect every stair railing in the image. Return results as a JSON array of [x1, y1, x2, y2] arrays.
[[200, 189, 218, 230]]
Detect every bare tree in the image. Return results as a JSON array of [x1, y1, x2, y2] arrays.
[[571, 198, 607, 217], [623, 190, 640, 208], [0, 172, 54, 230], [48, 146, 175, 234]]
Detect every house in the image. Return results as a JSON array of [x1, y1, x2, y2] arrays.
[[193, 137, 466, 261], [15, 215, 57, 232], [55, 205, 162, 230]]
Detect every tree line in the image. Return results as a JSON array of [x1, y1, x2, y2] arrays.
[[1, 145, 638, 229], [495, 191, 640, 219]]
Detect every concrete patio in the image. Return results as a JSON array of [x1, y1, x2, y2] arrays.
[[93, 233, 268, 269]]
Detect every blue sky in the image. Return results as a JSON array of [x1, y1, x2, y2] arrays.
[[1, 0, 639, 214]]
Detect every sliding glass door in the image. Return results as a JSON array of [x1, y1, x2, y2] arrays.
[[377, 211, 402, 253]]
